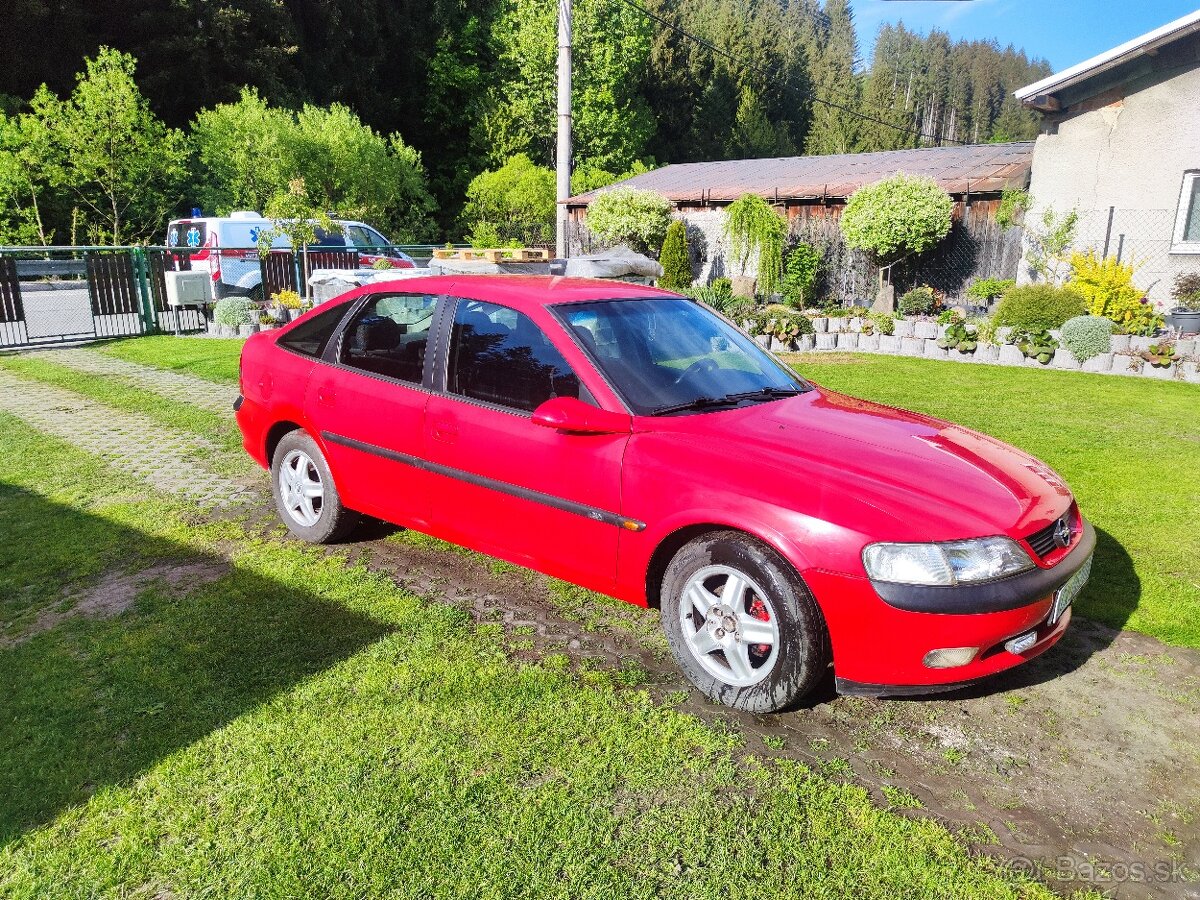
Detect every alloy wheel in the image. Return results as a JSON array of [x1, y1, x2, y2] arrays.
[[678, 564, 780, 687]]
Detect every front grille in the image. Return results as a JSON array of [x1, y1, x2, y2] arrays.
[[1026, 518, 1065, 559]]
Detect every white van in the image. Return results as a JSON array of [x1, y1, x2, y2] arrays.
[[165, 211, 415, 300]]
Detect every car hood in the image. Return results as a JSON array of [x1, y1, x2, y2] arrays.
[[641, 387, 1073, 542]]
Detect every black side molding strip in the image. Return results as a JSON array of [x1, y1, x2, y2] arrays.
[[869, 520, 1096, 615], [321, 431, 646, 532]]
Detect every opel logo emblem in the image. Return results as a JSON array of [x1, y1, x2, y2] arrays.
[[1053, 518, 1072, 549]]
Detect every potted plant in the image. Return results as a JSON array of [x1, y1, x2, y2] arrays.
[[1167, 272, 1200, 334], [272, 289, 305, 321], [212, 297, 257, 338]]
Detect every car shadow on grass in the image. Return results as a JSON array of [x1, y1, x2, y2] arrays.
[[0, 488, 391, 847]]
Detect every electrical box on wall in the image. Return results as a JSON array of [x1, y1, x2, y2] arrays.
[[164, 270, 212, 306]]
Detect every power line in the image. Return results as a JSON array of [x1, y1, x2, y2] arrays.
[[613, 0, 965, 147]]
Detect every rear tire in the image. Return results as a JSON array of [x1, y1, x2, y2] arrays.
[[661, 531, 829, 713], [270, 431, 360, 543]]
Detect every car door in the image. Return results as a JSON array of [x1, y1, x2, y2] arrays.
[[423, 298, 628, 593], [306, 291, 442, 529]]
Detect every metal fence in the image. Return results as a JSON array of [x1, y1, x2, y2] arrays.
[[0, 247, 165, 349], [0, 244, 454, 350], [1066, 208, 1185, 303]]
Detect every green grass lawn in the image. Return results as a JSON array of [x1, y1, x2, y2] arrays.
[[0, 414, 1065, 899], [97, 334, 244, 383], [92, 336, 1200, 650]]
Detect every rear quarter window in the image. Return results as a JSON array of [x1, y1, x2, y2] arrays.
[[277, 302, 350, 358]]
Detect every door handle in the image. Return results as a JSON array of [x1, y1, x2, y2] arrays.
[[317, 386, 336, 407], [432, 419, 458, 443]]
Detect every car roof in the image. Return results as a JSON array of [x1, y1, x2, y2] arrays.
[[360, 275, 680, 312]]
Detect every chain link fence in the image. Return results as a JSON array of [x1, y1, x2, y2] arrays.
[[1066, 208, 1186, 303]]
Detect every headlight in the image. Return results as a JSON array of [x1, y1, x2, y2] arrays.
[[862, 536, 1034, 586]]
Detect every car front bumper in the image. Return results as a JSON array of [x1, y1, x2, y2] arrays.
[[807, 520, 1094, 693]]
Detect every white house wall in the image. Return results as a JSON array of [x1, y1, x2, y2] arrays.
[[1024, 63, 1200, 304]]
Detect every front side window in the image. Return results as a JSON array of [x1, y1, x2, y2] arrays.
[[277, 302, 349, 358], [1173, 172, 1200, 252], [446, 300, 583, 412], [347, 225, 377, 248], [340, 294, 438, 383], [556, 298, 806, 416]]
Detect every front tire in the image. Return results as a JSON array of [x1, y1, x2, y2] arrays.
[[661, 531, 829, 713], [271, 431, 360, 543]]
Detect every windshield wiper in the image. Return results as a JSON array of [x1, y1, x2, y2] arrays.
[[722, 386, 803, 403], [649, 387, 801, 417], [648, 395, 744, 416]]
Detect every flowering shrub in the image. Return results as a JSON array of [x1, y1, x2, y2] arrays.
[[272, 289, 303, 309], [1069, 251, 1162, 335]]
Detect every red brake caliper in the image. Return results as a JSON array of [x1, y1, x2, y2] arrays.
[[747, 596, 771, 656]]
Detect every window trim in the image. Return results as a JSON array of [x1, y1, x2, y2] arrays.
[[1171, 170, 1200, 254]]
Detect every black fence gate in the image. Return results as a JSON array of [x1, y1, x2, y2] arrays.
[[0, 248, 158, 350]]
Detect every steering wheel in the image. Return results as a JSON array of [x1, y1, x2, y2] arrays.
[[672, 357, 720, 387]]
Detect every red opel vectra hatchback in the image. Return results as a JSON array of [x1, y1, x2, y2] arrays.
[[235, 275, 1094, 712]]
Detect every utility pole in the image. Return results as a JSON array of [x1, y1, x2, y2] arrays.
[[556, 0, 572, 259]]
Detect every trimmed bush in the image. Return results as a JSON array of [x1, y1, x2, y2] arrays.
[[841, 174, 953, 262], [214, 297, 257, 327], [898, 285, 937, 316], [993, 284, 1085, 331], [658, 220, 691, 291], [1061, 315, 1114, 361], [587, 187, 673, 255]]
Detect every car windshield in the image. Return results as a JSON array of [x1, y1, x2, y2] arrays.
[[555, 297, 809, 416]]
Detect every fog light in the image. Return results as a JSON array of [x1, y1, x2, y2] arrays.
[[1004, 631, 1038, 655], [922, 647, 978, 669]]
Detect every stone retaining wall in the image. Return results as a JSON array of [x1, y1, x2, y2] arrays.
[[766, 318, 1200, 384]]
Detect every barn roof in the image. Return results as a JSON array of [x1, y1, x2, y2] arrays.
[[565, 141, 1033, 206]]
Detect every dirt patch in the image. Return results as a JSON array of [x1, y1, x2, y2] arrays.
[[5, 561, 229, 646], [333, 524, 1199, 900]]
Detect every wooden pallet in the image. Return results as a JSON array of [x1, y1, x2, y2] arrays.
[[431, 247, 550, 263]]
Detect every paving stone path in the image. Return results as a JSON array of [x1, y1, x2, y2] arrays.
[[26, 347, 239, 414], [0, 368, 253, 507]]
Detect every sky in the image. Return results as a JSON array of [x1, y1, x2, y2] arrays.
[[850, 0, 1200, 71]]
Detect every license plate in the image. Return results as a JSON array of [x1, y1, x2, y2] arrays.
[[1049, 554, 1092, 624]]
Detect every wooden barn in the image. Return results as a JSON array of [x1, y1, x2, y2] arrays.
[[564, 142, 1033, 302]]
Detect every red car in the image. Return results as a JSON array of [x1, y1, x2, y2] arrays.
[[235, 275, 1094, 712]]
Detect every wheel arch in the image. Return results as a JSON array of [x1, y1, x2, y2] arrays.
[[265, 419, 304, 466], [644, 520, 807, 610]]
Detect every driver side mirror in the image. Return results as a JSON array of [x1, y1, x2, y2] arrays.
[[531, 397, 631, 435]]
